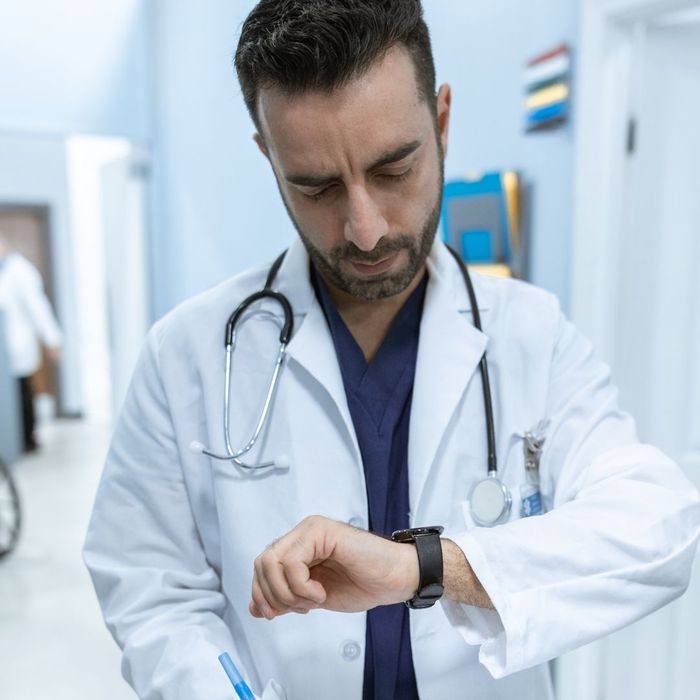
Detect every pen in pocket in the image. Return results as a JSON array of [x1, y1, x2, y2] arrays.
[[219, 652, 256, 700]]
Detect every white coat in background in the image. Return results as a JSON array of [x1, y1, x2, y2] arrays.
[[0, 252, 62, 377], [84, 238, 700, 700]]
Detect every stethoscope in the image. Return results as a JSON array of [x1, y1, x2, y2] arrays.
[[190, 247, 512, 527]]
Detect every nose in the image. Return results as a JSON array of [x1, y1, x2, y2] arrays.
[[343, 185, 389, 252]]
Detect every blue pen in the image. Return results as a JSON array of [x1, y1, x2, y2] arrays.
[[219, 652, 256, 700]]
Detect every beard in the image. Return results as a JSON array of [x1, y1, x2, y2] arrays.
[[278, 153, 445, 302]]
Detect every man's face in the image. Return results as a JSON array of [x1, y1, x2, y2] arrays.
[[255, 46, 450, 301]]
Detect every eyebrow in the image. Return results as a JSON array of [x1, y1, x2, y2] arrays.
[[284, 139, 423, 188]]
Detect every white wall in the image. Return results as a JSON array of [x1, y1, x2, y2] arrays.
[[0, 0, 152, 140], [150, 0, 579, 316]]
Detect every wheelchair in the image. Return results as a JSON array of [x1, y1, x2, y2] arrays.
[[0, 455, 21, 558]]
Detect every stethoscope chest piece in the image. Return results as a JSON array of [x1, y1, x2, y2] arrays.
[[470, 475, 512, 527]]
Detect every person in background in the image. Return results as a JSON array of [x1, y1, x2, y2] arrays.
[[0, 233, 62, 452]]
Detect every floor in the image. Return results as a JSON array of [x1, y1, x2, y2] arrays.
[[0, 419, 136, 699]]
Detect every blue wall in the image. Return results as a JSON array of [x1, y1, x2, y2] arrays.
[[149, 0, 294, 316], [0, 0, 152, 141], [425, 1, 577, 311]]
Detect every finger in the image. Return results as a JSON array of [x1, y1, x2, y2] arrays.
[[251, 571, 277, 620], [260, 556, 318, 613], [249, 600, 263, 618], [257, 555, 307, 616], [284, 559, 327, 605], [256, 557, 290, 615], [252, 572, 312, 618], [276, 606, 311, 616]]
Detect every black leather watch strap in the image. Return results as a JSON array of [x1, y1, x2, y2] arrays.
[[391, 526, 444, 609]]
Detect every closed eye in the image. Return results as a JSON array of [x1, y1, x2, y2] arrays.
[[302, 184, 339, 202], [376, 168, 413, 183], [301, 168, 413, 201]]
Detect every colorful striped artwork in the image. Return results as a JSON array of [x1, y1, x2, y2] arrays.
[[524, 44, 570, 131]]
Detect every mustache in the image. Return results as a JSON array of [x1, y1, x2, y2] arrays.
[[330, 235, 415, 265]]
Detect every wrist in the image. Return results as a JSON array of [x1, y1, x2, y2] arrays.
[[391, 526, 445, 608], [396, 542, 420, 602]]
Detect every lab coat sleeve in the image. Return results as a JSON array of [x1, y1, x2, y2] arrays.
[[19, 258, 62, 348], [83, 327, 245, 700], [441, 308, 700, 678]]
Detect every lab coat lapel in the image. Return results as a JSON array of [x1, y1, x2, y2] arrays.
[[278, 240, 360, 461], [409, 242, 488, 517]]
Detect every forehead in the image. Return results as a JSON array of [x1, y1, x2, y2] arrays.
[[257, 46, 430, 172]]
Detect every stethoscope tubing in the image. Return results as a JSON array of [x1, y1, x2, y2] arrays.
[[220, 342, 287, 468], [196, 251, 293, 469], [445, 245, 498, 475]]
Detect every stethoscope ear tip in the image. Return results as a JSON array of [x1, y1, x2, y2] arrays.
[[273, 454, 290, 470], [189, 441, 206, 454]]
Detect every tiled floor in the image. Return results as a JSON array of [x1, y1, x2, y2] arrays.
[[0, 420, 135, 699]]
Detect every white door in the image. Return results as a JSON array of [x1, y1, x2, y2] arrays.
[[602, 17, 700, 699], [101, 148, 152, 418], [561, 11, 700, 700]]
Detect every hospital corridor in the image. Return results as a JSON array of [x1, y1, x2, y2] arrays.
[[0, 421, 134, 698], [2, 1, 700, 699]]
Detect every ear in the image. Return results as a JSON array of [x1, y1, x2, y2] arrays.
[[435, 84, 452, 157], [253, 132, 269, 159]]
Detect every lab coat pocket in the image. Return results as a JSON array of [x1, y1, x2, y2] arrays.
[[257, 678, 287, 699]]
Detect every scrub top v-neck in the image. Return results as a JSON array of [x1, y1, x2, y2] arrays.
[[312, 265, 427, 700]]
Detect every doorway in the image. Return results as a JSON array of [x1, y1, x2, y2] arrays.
[[564, 1, 700, 699], [0, 205, 61, 419], [66, 136, 153, 422]]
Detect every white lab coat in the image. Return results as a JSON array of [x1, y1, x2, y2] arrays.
[[0, 253, 62, 377], [84, 238, 700, 700]]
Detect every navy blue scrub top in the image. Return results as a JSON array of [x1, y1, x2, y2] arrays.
[[312, 267, 427, 700]]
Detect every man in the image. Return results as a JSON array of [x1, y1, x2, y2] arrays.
[[0, 233, 62, 452], [84, 2, 700, 699]]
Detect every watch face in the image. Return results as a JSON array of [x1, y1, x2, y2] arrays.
[[392, 526, 444, 542]]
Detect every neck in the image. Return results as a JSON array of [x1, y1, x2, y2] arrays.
[[319, 267, 426, 363]]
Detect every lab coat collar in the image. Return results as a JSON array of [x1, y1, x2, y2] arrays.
[[275, 237, 491, 506], [280, 238, 361, 464], [270, 236, 491, 318], [408, 242, 489, 519], [270, 237, 316, 317]]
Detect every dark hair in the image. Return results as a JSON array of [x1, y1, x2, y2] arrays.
[[234, 0, 436, 130]]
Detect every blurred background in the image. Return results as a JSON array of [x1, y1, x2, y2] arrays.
[[0, 0, 698, 698]]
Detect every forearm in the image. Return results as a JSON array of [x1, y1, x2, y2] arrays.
[[441, 538, 493, 608]]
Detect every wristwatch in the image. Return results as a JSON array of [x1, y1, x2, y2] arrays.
[[391, 526, 444, 609]]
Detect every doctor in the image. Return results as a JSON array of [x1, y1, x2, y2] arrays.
[[0, 233, 62, 452], [84, 1, 700, 699]]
